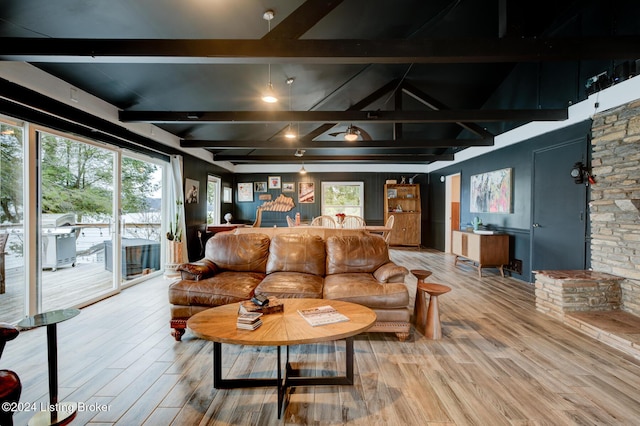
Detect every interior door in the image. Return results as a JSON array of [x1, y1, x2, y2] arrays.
[[531, 138, 588, 274]]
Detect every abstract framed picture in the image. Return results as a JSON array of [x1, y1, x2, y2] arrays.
[[470, 168, 512, 213], [298, 182, 315, 203], [237, 182, 253, 202]]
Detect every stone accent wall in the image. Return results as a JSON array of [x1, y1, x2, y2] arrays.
[[535, 270, 623, 320], [590, 99, 640, 316]]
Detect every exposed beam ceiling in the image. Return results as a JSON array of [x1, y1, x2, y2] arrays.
[[181, 138, 494, 150], [120, 109, 567, 124], [3, 36, 640, 64], [212, 154, 454, 163]]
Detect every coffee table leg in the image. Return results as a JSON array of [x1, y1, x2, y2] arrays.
[[212, 339, 355, 419], [345, 337, 354, 383], [213, 342, 223, 389], [277, 346, 283, 418]]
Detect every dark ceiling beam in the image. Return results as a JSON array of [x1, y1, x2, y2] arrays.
[[0, 78, 175, 159], [213, 154, 454, 163], [263, 0, 344, 40], [401, 81, 494, 139], [298, 79, 401, 142], [120, 109, 567, 123], [181, 138, 494, 149], [3, 36, 640, 64]]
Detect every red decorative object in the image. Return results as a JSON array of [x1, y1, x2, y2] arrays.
[[335, 213, 346, 225]]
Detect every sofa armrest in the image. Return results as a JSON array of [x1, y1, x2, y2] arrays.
[[177, 260, 218, 281], [373, 262, 409, 283]]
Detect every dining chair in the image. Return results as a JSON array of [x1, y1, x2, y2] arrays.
[[342, 215, 366, 229], [286, 215, 296, 227], [310, 215, 337, 228], [251, 208, 263, 227], [383, 215, 395, 243]]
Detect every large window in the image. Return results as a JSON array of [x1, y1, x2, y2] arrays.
[[207, 175, 221, 224], [321, 182, 364, 217]]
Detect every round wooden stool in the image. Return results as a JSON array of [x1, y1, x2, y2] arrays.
[[411, 269, 433, 335], [419, 283, 451, 339]]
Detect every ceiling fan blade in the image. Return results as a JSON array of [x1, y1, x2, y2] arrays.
[[355, 126, 372, 141], [328, 132, 344, 137]]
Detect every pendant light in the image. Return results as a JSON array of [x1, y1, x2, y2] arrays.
[[284, 77, 297, 139], [299, 163, 307, 175], [261, 10, 278, 103]]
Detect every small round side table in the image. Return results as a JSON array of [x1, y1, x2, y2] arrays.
[[419, 283, 451, 339], [18, 308, 80, 426], [411, 269, 432, 335]]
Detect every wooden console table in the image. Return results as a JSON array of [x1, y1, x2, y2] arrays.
[[452, 231, 509, 278]]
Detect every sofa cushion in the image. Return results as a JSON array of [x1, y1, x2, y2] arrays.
[[266, 233, 326, 276], [206, 232, 270, 273], [326, 234, 389, 275], [169, 271, 265, 306], [323, 273, 409, 309], [255, 271, 324, 299]]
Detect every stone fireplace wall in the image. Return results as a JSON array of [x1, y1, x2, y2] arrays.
[[590, 98, 640, 316]]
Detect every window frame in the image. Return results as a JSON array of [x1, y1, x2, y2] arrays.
[[320, 181, 365, 217], [207, 174, 221, 225]]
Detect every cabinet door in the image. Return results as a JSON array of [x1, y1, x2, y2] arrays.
[[464, 233, 481, 262], [390, 213, 420, 246], [452, 231, 464, 256]]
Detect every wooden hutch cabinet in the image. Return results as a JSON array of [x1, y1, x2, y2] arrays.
[[384, 184, 421, 246]]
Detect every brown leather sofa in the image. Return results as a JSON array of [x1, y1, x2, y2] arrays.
[[169, 232, 411, 341]]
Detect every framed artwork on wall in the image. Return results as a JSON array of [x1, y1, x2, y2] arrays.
[[470, 168, 512, 213], [282, 182, 295, 192], [298, 182, 315, 203], [254, 182, 267, 193], [185, 178, 199, 204], [268, 176, 281, 189], [223, 187, 232, 203], [238, 182, 253, 202]]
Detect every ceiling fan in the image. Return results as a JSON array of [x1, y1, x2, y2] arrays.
[[329, 125, 372, 141]]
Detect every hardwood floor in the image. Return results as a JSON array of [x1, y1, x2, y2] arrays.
[[4, 248, 640, 425]]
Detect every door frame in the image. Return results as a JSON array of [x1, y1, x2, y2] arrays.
[[444, 173, 461, 253]]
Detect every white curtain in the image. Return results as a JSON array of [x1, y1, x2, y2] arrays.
[[169, 155, 188, 263]]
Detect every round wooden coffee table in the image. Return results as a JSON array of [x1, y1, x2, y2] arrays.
[[187, 298, 376, 418]]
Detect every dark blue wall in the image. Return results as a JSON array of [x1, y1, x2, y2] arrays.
[[427, 120, 592, 282], [232, 172, 428, 228], [182, 154, 234, 260]]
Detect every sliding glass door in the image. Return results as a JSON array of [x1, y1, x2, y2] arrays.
[[120, 155, 163, 285], [0, 118, 26, 323], [0, 118, 167, 321], [38, 131, 117, 311]]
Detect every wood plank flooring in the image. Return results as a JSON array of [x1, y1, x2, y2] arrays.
[[3, 248, 640, 425]]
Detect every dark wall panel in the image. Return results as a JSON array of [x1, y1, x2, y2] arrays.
[[233, 172, 428, 231], [428, 120, 592, 282], [182, 154, 234, 261]]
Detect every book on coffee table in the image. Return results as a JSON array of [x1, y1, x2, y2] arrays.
[[236, 319, 262, 330], [236, 312, 263, 330], [297, 305, 349, 327]]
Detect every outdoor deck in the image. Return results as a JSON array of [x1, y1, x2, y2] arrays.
[[1, 252, 162, 323]]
